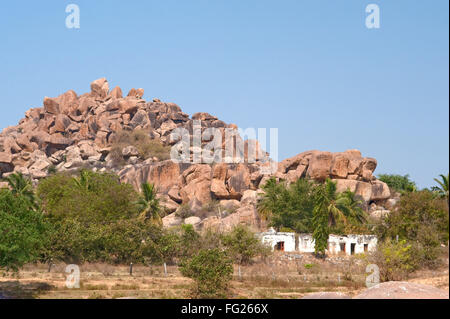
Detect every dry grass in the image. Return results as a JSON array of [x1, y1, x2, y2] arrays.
[[1, 252, 447, 299], [109, 129, 171, 165]]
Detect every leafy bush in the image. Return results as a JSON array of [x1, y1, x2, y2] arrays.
[[378, 190, 448, 267], [37, 170, 140, 222], [371, 190, 449, 270], [258, 178, 367, 239], [221, 225, 270, 265], [44, 215, 164, 264], [258, 178, 315, 233], [36, 170, 168, 264], [370, 239, 418, 281], [180, 248, 233, 298], [377, 174, 417, 194], [0, 189, 48, 270], [178, 224, 201, 259]]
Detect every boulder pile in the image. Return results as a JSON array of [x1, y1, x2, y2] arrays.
[[0, 78, 394, 231]]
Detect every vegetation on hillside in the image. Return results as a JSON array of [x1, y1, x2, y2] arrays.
[[258, 177, 369, 255], [0, 188, 47, 270], [257, 173, 449, 279], [1, 171, 269, 278], [0, 168, 448, 292], [432, 173, 449, 200], [109, 129, 171, 165], [377, 174, 417, 194]]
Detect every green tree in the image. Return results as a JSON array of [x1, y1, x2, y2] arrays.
[[338, 190, 366, 223], [258, 178, 368, 254], [311, 192, 329, 257], [319, 179, 353, 228], [257, 178, 315, 233], [432, 173, 449, 200], [137, 182, 162, 226], [4, 172, 37, 209], [37, 171, 139, 222], [311, 179, 366, 255], [36, 171, 155, 264], [370, 239, 418, 281], [178, 224, 201, 259], [44, 217, 165, 264], [257, 177, 283, 222], [0, 189, 48, 270], [180, 248, 233, 298], [379, 190, 449, 268], [377, 174, 417, 194], [221, 225, 270, 265]]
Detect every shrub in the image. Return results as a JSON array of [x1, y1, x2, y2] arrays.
[[377, 174, 417, 194], [370, 239, 419, 281], [110, 129, 171, 165], [378, 190, 449, 268], [44, 216, 164, 264], [221, 225, 270, 265], [179, 248, 233, 298], [388, 190, 448, 243]]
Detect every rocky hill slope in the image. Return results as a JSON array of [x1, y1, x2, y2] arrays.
[[0, 78, 392, 230]]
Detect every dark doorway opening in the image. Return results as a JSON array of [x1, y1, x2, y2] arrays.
[[364, 244, 369, 252], [340, 243, 346, 253], [350, 243, 356, 255], [275, 242, 285, 251]]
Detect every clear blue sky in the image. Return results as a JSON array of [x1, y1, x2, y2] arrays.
[[0, 1, 448, 188]]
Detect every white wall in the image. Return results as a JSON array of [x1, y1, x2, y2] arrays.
[[261, 232, 296, 252], [260, 231, 377, 255]]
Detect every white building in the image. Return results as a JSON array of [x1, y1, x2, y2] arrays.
[[260, 228, 377, 256]]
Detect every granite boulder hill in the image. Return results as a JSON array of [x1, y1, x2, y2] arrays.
[[0, 78, 393, 231]]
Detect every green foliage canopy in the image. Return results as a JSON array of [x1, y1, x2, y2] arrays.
[[180, 248, 233, 298], [377, 174, 417, 194], [0, 189, 48, 270]]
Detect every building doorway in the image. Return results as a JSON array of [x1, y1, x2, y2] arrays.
[[350, 243, 356, 255], [364, 244, 369, 252], [275, 241, 285, 251], [339, 243, 346, 254]]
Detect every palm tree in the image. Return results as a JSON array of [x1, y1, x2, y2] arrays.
[[4, 172, 37, 208], [137, 182, 162, 226], [312, 179, 366, 256], [320, 179, 352, 227], [256, 177, 281, 221], [433, 173, 449, 200], [337, 189, 367, 225]]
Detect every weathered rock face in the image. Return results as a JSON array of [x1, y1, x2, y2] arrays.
[[0, 78, 394, 232], [119, 161, 258, 215], [277, 150, 390, 203], [200, 204, 263, 233]]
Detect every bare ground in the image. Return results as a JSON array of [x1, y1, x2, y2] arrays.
[[0, 252, 447, 299]]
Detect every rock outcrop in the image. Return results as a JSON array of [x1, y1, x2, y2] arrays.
[[354, 282, 449, 299], [0, 78, 394, 231], [277, 150, 391, 204]]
